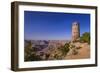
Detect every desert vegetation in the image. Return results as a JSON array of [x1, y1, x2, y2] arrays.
[[80, 32, 90, 44], [24, 32, 90, 61]]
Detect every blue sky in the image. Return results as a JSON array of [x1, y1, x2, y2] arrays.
[[24, 11, 90, 40]]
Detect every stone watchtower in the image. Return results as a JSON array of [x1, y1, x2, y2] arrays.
[[72, 22, 80, 41]]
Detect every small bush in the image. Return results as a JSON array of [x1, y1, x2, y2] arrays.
[[76, 47, 82, 50], [59, 43, 70, 56], [80, 32, 90, 44]]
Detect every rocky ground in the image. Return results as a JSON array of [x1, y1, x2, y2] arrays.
[[24, 40, 90, 61], [64, 42, 90, 59]]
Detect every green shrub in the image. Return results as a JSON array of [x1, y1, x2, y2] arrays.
[[59, 43, 70, 56], [25, 53, 42, 61], [76, 47, 82, 50], [80, 32, 90, 44]]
